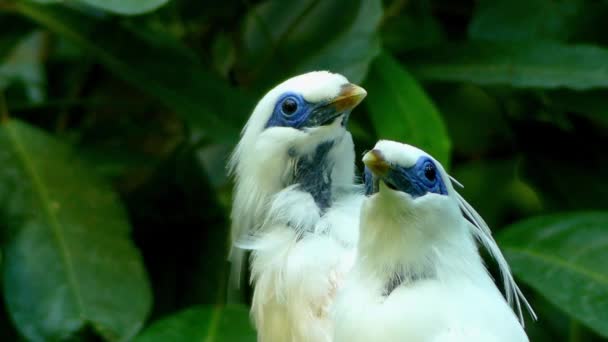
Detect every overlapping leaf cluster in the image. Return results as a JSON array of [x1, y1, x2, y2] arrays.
[[0, 0, 606, 340]]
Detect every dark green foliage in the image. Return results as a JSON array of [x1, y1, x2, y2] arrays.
[[134, 305, 255, 342], [499, 212, 608, 337], [0, 0, 606, 340]]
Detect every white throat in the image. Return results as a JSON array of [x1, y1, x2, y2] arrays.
[[357, 190, 485, 291]]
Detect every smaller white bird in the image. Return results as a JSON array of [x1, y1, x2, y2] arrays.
[[333, 140, 536, 342]]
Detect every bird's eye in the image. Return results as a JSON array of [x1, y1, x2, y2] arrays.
[[424, 162, 436, 182], [281, 97, 298, 116]]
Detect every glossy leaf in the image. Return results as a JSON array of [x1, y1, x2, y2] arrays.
[[241, 0, 381, 88], [365, 52, 451, 166], [469, 0, 581, 42], [0, 120, 152, 341], [29, 0, 170, 15], [499, 212, 608, 337], [135, 305, 255, 342], [15, 2, 252, 143], [406, 42, 608, 90]]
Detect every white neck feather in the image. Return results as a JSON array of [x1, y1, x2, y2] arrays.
[[357, 193, 487, 287]]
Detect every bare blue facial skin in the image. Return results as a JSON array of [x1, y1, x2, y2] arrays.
[[364, 156, 448, 198], [266, 92, 350, 213], [265, 92, 350, 129]]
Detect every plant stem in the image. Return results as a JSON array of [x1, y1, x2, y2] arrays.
[[569, 320, 582, 342], [0, 91, 9, 123]]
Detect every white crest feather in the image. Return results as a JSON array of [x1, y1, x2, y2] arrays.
[[453, 187, 537, 325]]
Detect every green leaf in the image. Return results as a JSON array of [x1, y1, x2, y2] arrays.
[[469, 0, 582, 42], [29, 0, 170, 15], [0, 120, 152, 341], [365, 52, 451, 166], [135, 305, 256, 342], [499, 212, 608, 337], [15, 2, 252, 143], [241, 0, 381, 88], [406, 42, 608, 90]]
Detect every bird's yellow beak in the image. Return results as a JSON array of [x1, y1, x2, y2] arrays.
[[328, 83, 367, 113], [363, 149, 389, 176]]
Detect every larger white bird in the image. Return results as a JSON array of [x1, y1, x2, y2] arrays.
[[228, 72, 366, 341], [333, 140, 536, 342]]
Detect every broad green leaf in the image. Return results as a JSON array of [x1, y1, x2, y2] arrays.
[[14, 2, 252, 143], [365, 52, 451, 166], [0, 120, 152, 341], [29, 0, 170, 15], [135, 305, 255, 342], [295, 0, 381, 84], [75, 0, 169, 15], [406, 42, 608, 90], [469, 0, 581, 42], [241, 0, 381, 88], [499, 212, 608, 337]]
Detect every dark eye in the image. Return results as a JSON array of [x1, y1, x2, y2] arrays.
[[424, 163, 436, 182], [281, 98, 298, 116]]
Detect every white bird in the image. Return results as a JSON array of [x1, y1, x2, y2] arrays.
[[228, 71, 367, 342], [333, 140, 536, 342]]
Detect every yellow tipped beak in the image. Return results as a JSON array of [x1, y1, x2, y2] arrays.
[[329, 83, 367, 112], [363, 149, 389, 176]]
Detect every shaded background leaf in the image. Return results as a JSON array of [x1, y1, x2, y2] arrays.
[[29, 0, 170, 15], [469, 0, 582, 42], [499, 212, 608, 337], [365, 52, 451, 166], [240, 0, 382, 88], [0, 120, 151, 341], [406, 42, 608, 90], [14, 1, 253, 143], [135, 305, 255, 342]]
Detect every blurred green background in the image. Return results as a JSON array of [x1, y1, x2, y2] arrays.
[[0, 0, 606, 341]]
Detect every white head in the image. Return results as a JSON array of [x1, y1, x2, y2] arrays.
[[360, 140, 535, 324], [358, 141, 460, 277], [229, 71, 366, 245]]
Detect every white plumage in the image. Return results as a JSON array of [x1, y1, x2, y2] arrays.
[[228, 71, 366, 341], [333, 140, 536, 342]]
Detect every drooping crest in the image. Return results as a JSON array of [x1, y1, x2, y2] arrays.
[[451, 178, 537, 325]]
